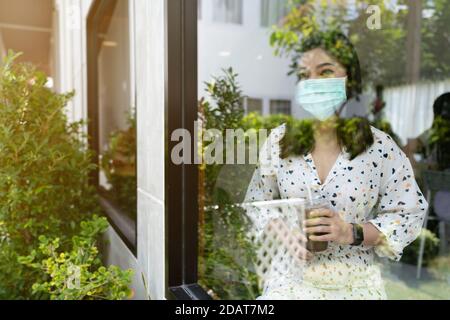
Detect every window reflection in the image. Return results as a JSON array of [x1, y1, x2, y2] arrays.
[[246, 98, 263, 114], [270, 99, 291, 115], [198, 0, 450, 300], [97, 0, 137, 224], [213, 0, 243, 24], [260, 0, 289, 27]]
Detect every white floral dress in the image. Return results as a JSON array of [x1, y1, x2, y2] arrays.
[[244, 125, 428, 300]]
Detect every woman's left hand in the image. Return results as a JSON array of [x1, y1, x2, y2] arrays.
[[302, 209, 354, 245]]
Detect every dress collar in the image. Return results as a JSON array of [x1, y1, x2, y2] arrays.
[[303, 150, 351, 188]]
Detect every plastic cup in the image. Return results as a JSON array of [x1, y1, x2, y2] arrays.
[[304, 199, 330, 253]]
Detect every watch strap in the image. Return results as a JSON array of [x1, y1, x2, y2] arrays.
[[351, 223, 364, 246]]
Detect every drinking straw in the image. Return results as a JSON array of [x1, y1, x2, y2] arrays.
[[306, 184, 313, 205]]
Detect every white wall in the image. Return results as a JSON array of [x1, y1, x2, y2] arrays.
[[198, 0, 308, 118], [102, 226, 147, 299], [134, 0, 166, 300]]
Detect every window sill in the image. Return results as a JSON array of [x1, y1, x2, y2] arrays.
[[169, 284, 213, 300], [99, 192, 137, 256]]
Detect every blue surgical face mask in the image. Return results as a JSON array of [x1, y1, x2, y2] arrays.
[[295, 77, 348, 121]]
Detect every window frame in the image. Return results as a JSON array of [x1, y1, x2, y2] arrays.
[[165, 0, 212, 300], [166, 0, 450, 302], [245, 97, 264, 115], [212, 0, 244, 25], [87, 0, 137, 255], [270, 98, 292, 115], [260, 0, 289, 28]]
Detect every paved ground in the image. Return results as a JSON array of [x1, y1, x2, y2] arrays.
[[380, 260, 450, 300]]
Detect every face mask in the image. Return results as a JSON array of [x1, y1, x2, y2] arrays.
[[295, 77, 348, 121]]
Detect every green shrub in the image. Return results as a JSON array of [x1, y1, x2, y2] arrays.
[[100, 111, 137, 220], [401, 229, 440, 266], [372, 118, 402, 147], [428, 255, 450, 283], [201, 68, 244, 132], [0, 52, 131, 299], [19, 216, 133, 300], [428, 116, 450, 170], [199, 68, 260, 300]]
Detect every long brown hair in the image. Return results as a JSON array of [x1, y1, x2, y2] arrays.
[[280, 117, 374, 161]]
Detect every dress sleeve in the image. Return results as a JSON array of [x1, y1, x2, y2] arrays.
[[243, 126, 284, 240], [369, 134, 429, 261]]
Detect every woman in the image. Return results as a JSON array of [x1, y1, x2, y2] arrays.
[[244, 30, 428, 300]]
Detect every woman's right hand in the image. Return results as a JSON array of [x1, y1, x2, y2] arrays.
[[266, 218, 313, 262]]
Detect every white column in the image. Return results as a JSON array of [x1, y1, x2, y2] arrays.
[[53, 0, 89, 129], [53, 0, 74, 120], [70, 0, 84, 125], [80, 0, 94, 124], [134, 0, 166, 300], [129, 0, 136, 110]]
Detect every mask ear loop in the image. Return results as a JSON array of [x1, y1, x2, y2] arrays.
[[336, 76, 350, 117], [336, 100, 348, 117]]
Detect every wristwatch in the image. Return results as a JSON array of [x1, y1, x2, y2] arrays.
[[350, 223, 364, 246]]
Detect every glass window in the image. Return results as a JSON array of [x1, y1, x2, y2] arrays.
[[270, 99, 291, 115], [90, 0, 137, 249], [197, 0, 450, 300], [261, 0, 289, 27], [246, 97, 263, 114], [213, 0, 243, 24]]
